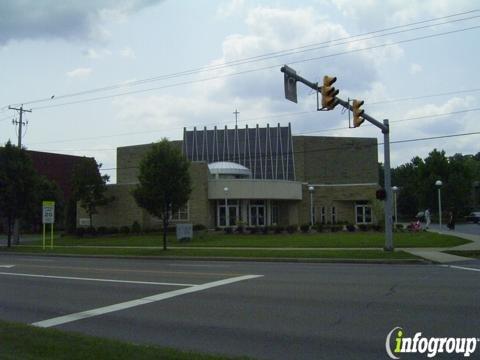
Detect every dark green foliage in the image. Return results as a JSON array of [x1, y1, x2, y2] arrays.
[[0, 142, 38, 246], [97, 226, 108, 235], [286, 224, 297, 234], [315, 223, 323, 232], [248, 227, 258, 234], [120, 226, 130, 234], [132, 139, 191, 250], [346, 224, 355, 232], [131, 221, 141, 234], [75, 227, 85, 237], [391, 149, 480, 218], [274, 225, 284, 234], [108, 226, 119, 234], [300, 224, 310, 233], [72, 157, 112, 229], [193, 224, 207, 231], [224, 227, 233, 234]]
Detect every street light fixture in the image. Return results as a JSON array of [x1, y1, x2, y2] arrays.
[[308, 186, 315, 226], [392, 186, 399, 227], [435, 180, 443, 229], [224, 187, 229, 227]]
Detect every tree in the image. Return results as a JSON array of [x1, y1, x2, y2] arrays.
[[0, 142, 38, 247], [133, 139, 191, 250], [72, 157, 111, 229]]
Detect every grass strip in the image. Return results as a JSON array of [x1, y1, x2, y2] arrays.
[[1, 246, 419, 260], [445, 250, 480, 259], [0, 319, 244, 360]]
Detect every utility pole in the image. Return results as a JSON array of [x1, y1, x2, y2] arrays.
[[8, 105, 32, 245], [281, 65, 394, 251], [233, 109, 240, 127], [9, 105, 32, 148]]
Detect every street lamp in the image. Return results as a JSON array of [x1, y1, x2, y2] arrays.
[[308, 186, 315, 226], [435, 180, 443, 229], [392, 186, 399, 227], [224, 187, 229, 227]]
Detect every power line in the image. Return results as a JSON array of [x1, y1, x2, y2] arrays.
[[27, 105, 480, 146], [7, 9, 479, 108], [15, 23, 480, 111], [95, 130, 480, 172]]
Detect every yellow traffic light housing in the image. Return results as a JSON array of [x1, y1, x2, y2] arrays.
[[321, 75, 339, 110], [352, 99, 365, 127]]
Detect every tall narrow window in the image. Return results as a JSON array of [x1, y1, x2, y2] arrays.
[[331, 206, 336, 224], [320, 206, 326, 224]]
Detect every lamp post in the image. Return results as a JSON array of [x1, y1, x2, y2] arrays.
[[435, 180, 443, 229], [308, 186, 314, 226], [224, 187, 229, 227], [392, 186, 399, 227]]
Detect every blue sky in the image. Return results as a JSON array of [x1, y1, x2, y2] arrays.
[[1, 0, 479, 183]]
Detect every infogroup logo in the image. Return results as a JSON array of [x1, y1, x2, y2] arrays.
[[385, 327, 479, 359]]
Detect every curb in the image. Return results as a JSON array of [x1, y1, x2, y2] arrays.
[[0, 251, 431, 265]]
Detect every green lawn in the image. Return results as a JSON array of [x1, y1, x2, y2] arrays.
[[23, 231, 469, 248], [2, 245, 421, 260], [0, 320, 243, 360]]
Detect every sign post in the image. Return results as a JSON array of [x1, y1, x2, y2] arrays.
[[42, 201, 55, 250]]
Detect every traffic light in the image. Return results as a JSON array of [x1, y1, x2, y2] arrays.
[[352, 99, 365, 127], [321, 75, 339, 110]]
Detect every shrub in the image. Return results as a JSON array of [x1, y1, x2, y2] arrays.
[[86, 227, 97, 236], [286, 225, 297, 234], [131, 221, 142, 234], [120, 225, 130, 234], [262, 226, 270, 235], [315, 223, 323, 233], [346, 224, 356, 232], [274, 225, 284, 234], [373, 224, 382, 231], [97, 226, 107, 236], [248, 227, 258, 234], [224, 227, 233, 234], [193, 224, 207, 231], [300, 224, 310, 233], [108, 226, 119, 234], [330, 225, 341, 232], [358, 224, 368, 232], [75, 227, 85, 237]]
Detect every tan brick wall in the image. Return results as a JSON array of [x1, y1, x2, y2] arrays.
[[77, 184, 143, 228], [293, 136, 378, 184], [117, 140, 182, 184]]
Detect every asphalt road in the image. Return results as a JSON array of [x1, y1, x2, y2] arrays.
[[429, 222, 480, 236], [0, 254, 479, 359]]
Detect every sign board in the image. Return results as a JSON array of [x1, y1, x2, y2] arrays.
[[176, 224, 193, 242], [42, 201, 55, 224], [79, 218, 91, 226], [283, 65, 298, 103]]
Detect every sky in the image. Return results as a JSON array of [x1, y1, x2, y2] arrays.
[[1, 0, 479, 183]]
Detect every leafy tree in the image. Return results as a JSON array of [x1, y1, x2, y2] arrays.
[[72, 157, 111, 229], [133, 139, 191, 250], [0, 142, 38, 247]]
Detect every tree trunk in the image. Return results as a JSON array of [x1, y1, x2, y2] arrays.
[[13, 219, 20, 245], [162, 217, 168, 251], [7, 216, 12, 248]]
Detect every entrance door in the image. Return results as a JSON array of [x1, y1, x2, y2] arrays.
[[249, 201, 266, 226]]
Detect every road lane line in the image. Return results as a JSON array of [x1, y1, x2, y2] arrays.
[[32, 274, 263, 328], [0, 271, 196, 287], [0, 265, 15, 268], [440, 265, 480, 272]]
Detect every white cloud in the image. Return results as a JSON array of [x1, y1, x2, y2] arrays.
[[83, 48, 112, 59], [0, 0, 164, 45], [329, 0, 475, 28], [120, 46, 136, 59], [66, 67, 92, 78], [409, 63, 422, 74], [217, 0, 246, 18]]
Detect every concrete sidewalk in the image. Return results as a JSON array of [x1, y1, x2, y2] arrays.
[[403, 228, 480, 263]]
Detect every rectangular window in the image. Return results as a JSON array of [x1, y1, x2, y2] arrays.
[[331, 206, 336, 224], [171, 202, 189, 221], [271, 202, 279, 225], [320, 206, 326, 224], [355, 204, 373, 224]]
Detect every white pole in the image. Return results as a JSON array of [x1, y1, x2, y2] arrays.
[[393, 192, 397, 227], [438, 187, 442, 229]]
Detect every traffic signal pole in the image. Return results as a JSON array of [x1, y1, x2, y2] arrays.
[[281, 65, 393, 251]]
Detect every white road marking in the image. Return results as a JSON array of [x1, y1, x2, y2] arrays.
[[440, 265, 480, 273], [32, 274, 263, 328], [0, 265, 15, 268], [0, 271, 195, 287]]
